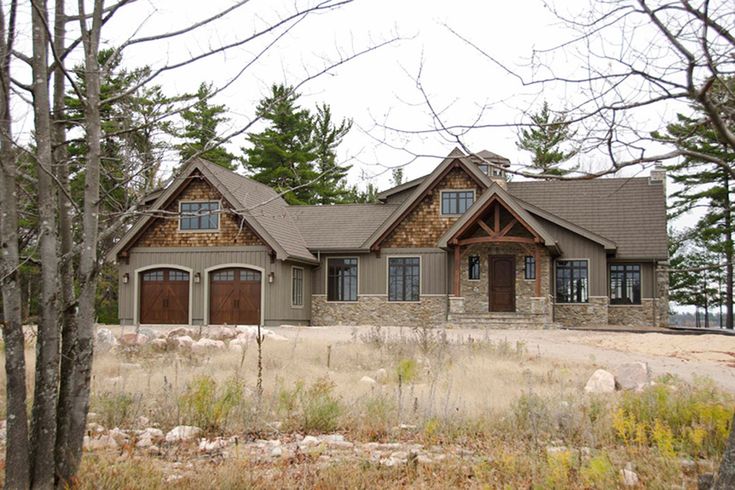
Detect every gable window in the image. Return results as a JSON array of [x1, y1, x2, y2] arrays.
[[292, 267, 304, 307], [327, 258, 357, 301], [556, 260, 588, 303], [180, 201, 219, 230], [388, 257, 420, 301], [610, 264, 641, 305], [478, 164, 489, 175], [524, 256, 536, 280], [440, 190, 474, 215], [468, 256, 480, 280]]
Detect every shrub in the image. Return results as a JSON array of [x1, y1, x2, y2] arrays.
[[278, 377, 342, 433], [93, 392, 137, 429], [580, 452, 617, 489], [178, 375, 243, 433], [396, 358, 418, 384]]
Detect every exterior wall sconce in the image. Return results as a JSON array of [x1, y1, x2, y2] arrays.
[[122, 273, 129, 284], [194, 272, 201, 284], [268, 272, 274, 284]]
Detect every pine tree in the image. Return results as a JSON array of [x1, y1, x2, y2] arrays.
[[516, 101, 576, 177], [392, 167, 404, 186], [244, 84, 353, 205], [175, 82, 237, 169]]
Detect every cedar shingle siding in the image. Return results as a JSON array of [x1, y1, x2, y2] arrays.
[[383, 167, 483, 248], [136, 178, 263, 248]]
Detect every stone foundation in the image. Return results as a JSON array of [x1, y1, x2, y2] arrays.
[[553, 296, 608, 327], [608, 299, 656, 327], [311, 295, 447, 326]]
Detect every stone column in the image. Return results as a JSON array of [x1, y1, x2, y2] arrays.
[[656, 261, 670, 328]]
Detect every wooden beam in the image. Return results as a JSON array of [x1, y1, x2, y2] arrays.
[[534, 246, 541, 297], [494, 204, 500, 233], [477, 220, 495, 237], [458, 236, 536, 246], [497, 218, 518, 238], [453, 245, 461, 296]]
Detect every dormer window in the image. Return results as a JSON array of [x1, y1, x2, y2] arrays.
[[180, 201, 219, 231], [478, 164, 489, 175], [440, 190, 475, 215]]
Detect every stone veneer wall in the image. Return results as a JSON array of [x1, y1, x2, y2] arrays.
[[382, 167, 483, 248], [460, 243, 550, 315], [656, 263, 670, 328], [608, 299, 655, 327], [553, 296, 608, 327], [311, 295, 447, 326], [136, 175, 263, 248]]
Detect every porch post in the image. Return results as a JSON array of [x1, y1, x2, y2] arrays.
[[534, 246, 541, 297], [454, 245, 461, 296]]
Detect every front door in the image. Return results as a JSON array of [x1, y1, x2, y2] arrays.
[[489, 255, 515, 312]]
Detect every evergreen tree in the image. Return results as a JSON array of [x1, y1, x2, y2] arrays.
[[655, 78, 735, 329], [392, 167, 404, 186], [516, 101, 576, 176], [244, 84, 353, 205], [175, 82, 237, 169]]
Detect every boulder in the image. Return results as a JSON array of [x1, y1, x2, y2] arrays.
[[138, 327, 160, 340], [191, 338, 226, 354], [150, 338, 168, 351], [206, 326, 237, 341], [360, 376, 377, 386], [228, 343, 243, 354], [621, 462, 639, 487], [108, 427, 129, 445], [584, 369, 616, 394], [300, 435, 320, 447], [198, 437, 229, 452], [615, 362, 650, 391], [85, 434, 118, 450], [236, 326, 288, 341], [167, 327, 196, 339], [119, 333, 149, 347], [171, 335, 194, 350], [95, 328, 118, 352], [165, 425, 201, 443]]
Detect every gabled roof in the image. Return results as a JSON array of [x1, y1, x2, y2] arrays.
[[364, 148, 493, 250], [436, 183, 559, 253], [108, 158, 318, 264]]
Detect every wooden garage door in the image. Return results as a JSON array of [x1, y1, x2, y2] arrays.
[[209, 268, 261, 325], [139, 268, 189, 324]]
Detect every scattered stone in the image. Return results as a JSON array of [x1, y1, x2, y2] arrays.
[[621, 463, 639, 487], [300, 435, 320, 447], [584, 369, 616, 394], [360, 376, 377, 385], [150, 338, 168, 351], [167, 327, 196, 339], [206, 326, 237, 341], [85, 434, 118, 450], [417, 454, 433, 465], [376, 368, 388, 381], [191, 338, 226, 354], [95, 328, 118, 352], [138, 327, 159, 340], [271, 446, 283, 457], [615, 362, 650, 391], [165, 425, 201, 443], [173, 335, 194, 350], [86, 422, 105, 435], [319, 434, 345, 443], [236, 325, 288, 341], [109, 428, 129, 445], [119, 333, 149, 347], [199, 437, 229, 453]]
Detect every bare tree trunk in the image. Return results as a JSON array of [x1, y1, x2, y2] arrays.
[[30, 0, 60, 487], [715, 412, 735, 488], [54, 1, 104, 482], [724, 172, 733, 330], [0, 2, 31, 487]]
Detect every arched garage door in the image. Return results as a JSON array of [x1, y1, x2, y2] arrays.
[[209, 268, 261, 325], [139, 268, 190, 324]]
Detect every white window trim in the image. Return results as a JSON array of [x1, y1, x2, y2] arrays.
[[439, 189, 476, 217], [178, 199, 222, 233], [291, 266, 304, 308], [386, 255, 422, 303], [553, 258, 591, 305], [325, 256, 359, 303], [467, 255, 481, 282]]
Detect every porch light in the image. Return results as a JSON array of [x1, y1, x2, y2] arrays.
[[194, 272, 201, 284], [122, 273, 129, 284], [268, 272, 275, 284]]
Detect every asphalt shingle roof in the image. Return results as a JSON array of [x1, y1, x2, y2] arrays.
[[289, 204, 399, 249]]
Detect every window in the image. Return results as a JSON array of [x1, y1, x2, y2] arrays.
[[180, 201, 219, 230], [556, 260, 588, 303], [142, 270, 163, 281], [240, 270, 261, 281], [212, 270, 234, 281], [440, 191, 474, 215], [468, 256, 480, 280], [478, 164, 489, 175], [292, 267, 304, 307], [524, 256, 536, 280], [388, 257, 420, 301], [169, 270, 189, 281], [610, 264, 641, 305], [327, 258, 357, 301]]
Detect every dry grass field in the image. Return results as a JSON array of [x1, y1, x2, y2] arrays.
[[2, 325, 735, 488]]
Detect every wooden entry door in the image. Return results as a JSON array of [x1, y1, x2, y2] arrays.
[[139, 268, 190, 324], [489, 255, 515, 312], [209, 268, 261, 325]]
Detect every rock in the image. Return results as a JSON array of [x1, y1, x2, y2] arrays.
[[199, 437, 228, 452], [191, 338, 226, 354], [228, 343, 243, 354], [165, 425, 201, 443], [136, 434, 154, 448], [376, 368, 388, 381], [615, 362, 650, 391], [150, 338, 168, 351], [621, 463, 639, 487], [109, 427, 129, 445], [140, 427, 163, 440], [95, 328, 118, 352], [236, 326, 288, 341], [584, 369, 616, 393], [360, 376, 377, 385], [319, 434, 345, 443], [167, 327, 196, 339], [172, 335, 194, 350], [138, 327, 159, 340], [86, 422, 105, 435], [230, 336, 250, 349], [271, 446, 283, 457], [85, 434, 118, 450], [206, 326, 237, 341], [119, 333, 149, 347], [300, 435, 320, 447]]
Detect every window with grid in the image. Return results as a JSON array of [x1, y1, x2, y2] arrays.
[[441, 191, 474, 215], [388, 257, 420, 301], [609, 264, 641, 305], [292, 268, 304, 306], [524, 256, 536, 280], [556, 260, 588, 303], [327, 258, 357, 301], [180, 201, 219, 230], [468, 256, 480, 280]]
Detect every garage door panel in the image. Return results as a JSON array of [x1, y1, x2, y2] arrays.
[[140, 268, 189, 324], [209, 267, 261, 325]]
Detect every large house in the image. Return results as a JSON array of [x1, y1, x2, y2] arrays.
[[109, 148, 669, 329]]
